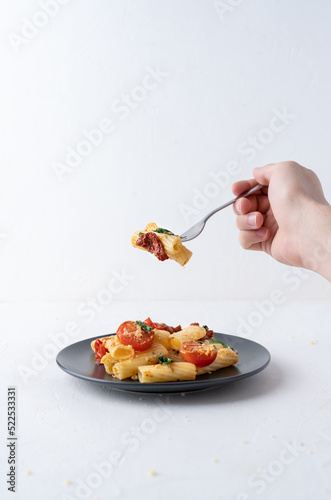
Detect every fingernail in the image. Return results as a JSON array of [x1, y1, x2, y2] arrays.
[[256, 228, 267, 239], [247, 214, 256, 226], [235, 200, 242, 213]]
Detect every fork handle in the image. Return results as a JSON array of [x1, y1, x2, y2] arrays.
[[204, 183, 265, 222]]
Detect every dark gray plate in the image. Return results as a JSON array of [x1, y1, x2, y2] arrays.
[[56, 332, 270, 393]]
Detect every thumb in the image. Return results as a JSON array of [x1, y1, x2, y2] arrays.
[[253, 163, 276, 186]]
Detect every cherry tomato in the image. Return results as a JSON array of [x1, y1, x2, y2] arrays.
[[179, 341, 217, 367], [94, 338, 108, 363], [144, 317, 155, 328], [117, 321, 154, 351]]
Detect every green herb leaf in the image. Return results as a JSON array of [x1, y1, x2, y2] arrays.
[[158, 354, 173, 364], [153, 228, 175, 236], [209, 337, 235, 351], [136, 320, 153, 334], [202, 325, 209, 331], [138, 232, 144, 236]]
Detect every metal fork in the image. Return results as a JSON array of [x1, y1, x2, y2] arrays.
[[180, 183, 265, 242]]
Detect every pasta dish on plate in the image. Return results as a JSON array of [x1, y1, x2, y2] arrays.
[[91, 319, 239, 383]]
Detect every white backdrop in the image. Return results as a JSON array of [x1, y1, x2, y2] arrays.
[[1, 0, 331, 303]]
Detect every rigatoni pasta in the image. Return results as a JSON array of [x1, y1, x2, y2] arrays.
[[170, 325, 206, 347], [101, 353, 116, 375], [153, 329, 172, 349], [109, 344, 134, 361], [138, 362, 196, 383], [196, 348, 239, 375], [112, 343, 168, 380], [91, 319, 239, 384]]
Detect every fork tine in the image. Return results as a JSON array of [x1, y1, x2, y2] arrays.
[[180, 220, 205, 242]]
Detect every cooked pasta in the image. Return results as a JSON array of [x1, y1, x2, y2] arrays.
[[170, 325, 206, 348], [138, 362, 196, 383], [153, 329, 172, 349], [104, 336, 120, 351], [112, 343, 168, 380], [100, 353, 116, 375], [109, 344, 134, 361], [196, 348, 239, 375], [167, 349, 184, 362], [131, 223, 192, 266]]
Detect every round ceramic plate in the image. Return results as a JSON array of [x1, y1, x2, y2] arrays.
[[56, 332, 270, 393]]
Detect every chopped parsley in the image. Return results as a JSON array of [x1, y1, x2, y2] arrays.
[[209, 337, 235, 351], [138, 232, 144, 236], [158, 354, 173, 364], [153, 228, 175, 236], [136, 320, 153, 334]]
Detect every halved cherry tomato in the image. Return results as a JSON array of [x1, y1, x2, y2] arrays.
[[179, 341, 217, 367], [144, 317, 155, 328], [117, 321, 154, 351], [144, 317, 181, 334], [94, 338, 108, 363]]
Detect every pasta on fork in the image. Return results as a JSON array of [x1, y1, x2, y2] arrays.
[[131, 223, 192, 266], [91, 318, 239, 384]]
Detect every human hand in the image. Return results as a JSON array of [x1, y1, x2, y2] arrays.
[[232, 161, 331, 280]]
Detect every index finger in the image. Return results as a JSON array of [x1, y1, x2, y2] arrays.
[[232, 179, 257, 197], [233, 194, 270, 215], [232, 179, 268, 214]]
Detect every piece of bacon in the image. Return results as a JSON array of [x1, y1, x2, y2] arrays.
[[154, 322, 182, 334], [144, 317, 181, 334], [135, 232, 169, 261], [199, 329, 214, 341]]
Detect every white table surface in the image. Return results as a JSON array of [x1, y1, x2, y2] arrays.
[[1, 299, 330, 500]]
